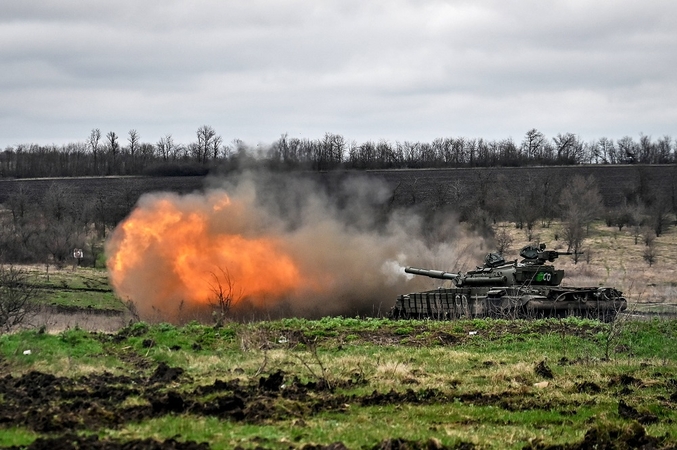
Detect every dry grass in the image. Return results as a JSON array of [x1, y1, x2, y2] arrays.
[[183, 354, 233, 374], [375, 360, 413, 379], [490, 361, 538, 387], [31, 310, 130, 333]]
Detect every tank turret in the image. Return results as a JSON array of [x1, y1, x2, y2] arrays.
[[393, 243, 627, 321]]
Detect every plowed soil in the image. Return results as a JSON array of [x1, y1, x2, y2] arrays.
[[1, 359, 675, 450]]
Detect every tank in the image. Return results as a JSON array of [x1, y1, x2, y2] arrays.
[[392, 243, 627, 321]]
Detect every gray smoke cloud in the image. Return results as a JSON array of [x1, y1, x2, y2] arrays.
[[107, 170, 488, 322]]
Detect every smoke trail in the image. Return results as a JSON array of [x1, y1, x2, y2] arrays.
[[106, 171, 487, 322]]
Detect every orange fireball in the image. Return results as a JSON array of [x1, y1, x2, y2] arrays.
[[106, 190, 303, 319]]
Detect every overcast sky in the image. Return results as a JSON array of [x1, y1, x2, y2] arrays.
[[2, 0, 676, 149]]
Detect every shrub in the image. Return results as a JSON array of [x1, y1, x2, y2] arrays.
[[0, 266, 39, 334]]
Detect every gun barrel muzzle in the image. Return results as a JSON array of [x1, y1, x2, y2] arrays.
[[405, 267, 459, 280]]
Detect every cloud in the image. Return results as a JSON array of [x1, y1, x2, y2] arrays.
[[1, 0, 676, 146]]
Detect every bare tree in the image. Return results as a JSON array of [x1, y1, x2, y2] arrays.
[[616, 136, 638, 164], [655, 135, 672, 164], [39, 184, 86, 266], [194, 125, 221, 163], [521, 129, 547, 161], [605, 204, 634, 231], [553, 132, 584, 164], [106, 131, 119, 151], [139, 142, 156, 162], [560, 175, 602, 262], [643, 243, 657, 267], [127, 129, 140, 157], [649, 195, 670, 238], [156, 134, 174, 161], [106, 131, 120, 173], [638, 134, 652, 163], [211, 135, 224, 160], [88, 128, 101, 151], [629, 204, 645, 244], [208, 268, 242, 327], [87, 190, 109, 238], [40, 218, 85, 267], [494, 227, 514, 255], [88, 128, 102, 173], [596, 137, 618, 164], [6, 186, 33, 226], [561, 219, 585, 263], [642, 226, 656, 247], [42, 183, 77, 223], [510, 174, 541, 232], [0, 266, 39, 333], [632, 224, 643, 245], [560, 175, 602, 233]]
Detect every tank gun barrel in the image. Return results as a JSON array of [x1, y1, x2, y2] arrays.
[[405, 267, 459, 280]]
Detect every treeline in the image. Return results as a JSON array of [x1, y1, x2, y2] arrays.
[[379, 166, 671, 267], [0, 166, 673, 269], [429, 169, 673, 266], [1, 127, 676, 179]]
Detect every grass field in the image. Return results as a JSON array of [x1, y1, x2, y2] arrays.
[[23, 265, 124, 313], [0, 317, 675, 449]]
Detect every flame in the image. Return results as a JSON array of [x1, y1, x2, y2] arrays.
[[106, 191, 305, 316]]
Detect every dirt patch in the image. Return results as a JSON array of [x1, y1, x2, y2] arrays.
[[524, 421, 671, 450], [617, 400, 659, 425], [0, 370, 145, 432], [574, 381, 601, 394], [149, 361, 185, 384], [534, 360, 554, 379], [0, 433, 209, 450], [0, 344, 670, 448], [368, 438, 475, 450], [301, 443, 350, 450], [259, 370, 285, 391], [608, 374, 643, 387], [0, 362, 594, 437]]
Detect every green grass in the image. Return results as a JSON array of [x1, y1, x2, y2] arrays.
[[41, 289, 125, 311], [20, 266, 127, 312], [0, 427, 39, 447], [26, 267, 110, 290], [0, 327, 117, 373], [112, 416, 292, 450]]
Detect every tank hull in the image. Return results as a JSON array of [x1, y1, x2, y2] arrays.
[[392, 285, 626, 322]]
